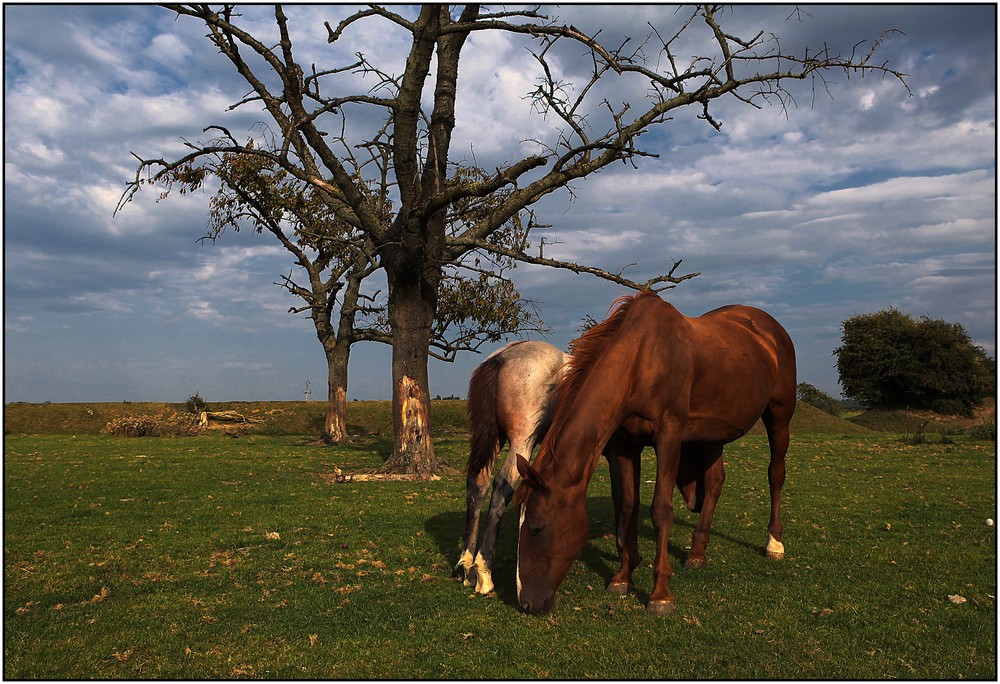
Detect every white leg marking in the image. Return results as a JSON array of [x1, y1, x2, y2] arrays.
[[473, 552, 494, 594], [766, 532, 785, 559], [456, 549, 475, 586], [516, 503, 525, 601]]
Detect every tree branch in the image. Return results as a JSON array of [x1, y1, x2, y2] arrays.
[[449, 236, 699, 292]]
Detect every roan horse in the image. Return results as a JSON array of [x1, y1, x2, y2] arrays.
[[515, 291, 796, 615], [455, 341, 570, 595]]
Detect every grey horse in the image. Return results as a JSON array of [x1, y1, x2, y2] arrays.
[[455, 340, 570, 594]]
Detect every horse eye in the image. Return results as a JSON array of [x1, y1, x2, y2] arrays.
[[528, 520, 546, 536]]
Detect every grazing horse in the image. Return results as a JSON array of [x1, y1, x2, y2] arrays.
[[455, 340, 570, 594], [515, 291, 796, 615]]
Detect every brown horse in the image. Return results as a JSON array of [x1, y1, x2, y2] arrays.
[[515, 291, 796, 615]]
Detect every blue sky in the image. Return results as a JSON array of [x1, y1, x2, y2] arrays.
[[4, 4, 996, 404]]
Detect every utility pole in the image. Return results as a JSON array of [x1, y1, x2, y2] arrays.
[[304, 380, 311, 401]]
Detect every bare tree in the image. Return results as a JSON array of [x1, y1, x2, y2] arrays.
[[120, 4, 907, 476], [159, 144, 546, 445]]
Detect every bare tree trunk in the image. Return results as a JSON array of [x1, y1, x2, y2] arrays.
[[379, 258, 441, 476], [320, 272, 366, 444], [323, 343, 350, 443]]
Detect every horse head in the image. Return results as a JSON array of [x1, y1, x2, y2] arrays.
[[514, 453, 589, 615]]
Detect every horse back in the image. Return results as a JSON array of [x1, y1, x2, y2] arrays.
[[616, 298, 795, 442]]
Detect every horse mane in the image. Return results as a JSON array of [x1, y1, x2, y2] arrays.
[[529, 291, 658, 476]]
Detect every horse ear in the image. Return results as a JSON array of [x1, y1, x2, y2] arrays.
[[516, 453, 547, 491]]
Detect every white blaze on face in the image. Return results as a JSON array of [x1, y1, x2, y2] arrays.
[[516, 502, 526, 600]]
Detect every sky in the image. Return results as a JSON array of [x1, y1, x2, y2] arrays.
[[3, 4, 996, 405]]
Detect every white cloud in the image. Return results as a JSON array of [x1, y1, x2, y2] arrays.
[[147, 33, 193, 65], [69, 291, 135, 315], [5, 316, 35, 334], [188, 299, 222, 322]]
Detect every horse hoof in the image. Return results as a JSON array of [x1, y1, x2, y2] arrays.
[[646, 599, 676, 616], [475, 572, 494, 595], [765, 534, 784, 560], [606, 581, 634, 595], [684, 557, 707, 569]]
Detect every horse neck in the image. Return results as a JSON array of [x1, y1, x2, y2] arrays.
[[544, 356, 630, 491]]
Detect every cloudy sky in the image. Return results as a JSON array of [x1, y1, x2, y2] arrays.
[[4, 4, 996, 405]]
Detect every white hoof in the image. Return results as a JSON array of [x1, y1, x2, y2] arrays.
[[456, 549, 475, 585], [473, 552, 494, 595], [766, 533, 785, 559]]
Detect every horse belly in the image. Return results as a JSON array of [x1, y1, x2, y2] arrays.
[[682, 406, 766, 444]]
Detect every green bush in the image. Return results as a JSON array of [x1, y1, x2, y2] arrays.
[[834, 308, 995, 416], [185, 392, 208, 414], [967, 417, 996, 440]]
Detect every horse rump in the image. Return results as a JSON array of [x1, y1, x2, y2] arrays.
[[466, 354, 504, 476]]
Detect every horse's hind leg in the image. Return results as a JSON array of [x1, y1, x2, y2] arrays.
[[472, 435, 534, 595], [762, 402, 792, 559], [456, 439, 501, 585], [676, 443, 704, 513], [684, 442, 725, 569]]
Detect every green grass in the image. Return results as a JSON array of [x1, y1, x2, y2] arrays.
[[4, 418, 996, 678]]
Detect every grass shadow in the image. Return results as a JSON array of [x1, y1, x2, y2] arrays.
[[423, 491, 770, 613]]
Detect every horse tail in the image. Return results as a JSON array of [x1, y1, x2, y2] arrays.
[[466, 354, 504, 477]]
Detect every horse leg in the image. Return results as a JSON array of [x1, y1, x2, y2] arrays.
[[762, 404, 791, 560], [648, 425, 683, 616], [676, 442, 703, 513], [472, 436, 534, 595], [605, 439, 643, 594], [684, 443, 725, 569], [456, 439, 502, 585]]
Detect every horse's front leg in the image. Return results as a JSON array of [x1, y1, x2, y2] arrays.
[[648, 426, 683, 616], [456, 459, 493, 584], [685, 443, 725, 569], [471, 438, 534, 595], [604, 438, 643, 594]]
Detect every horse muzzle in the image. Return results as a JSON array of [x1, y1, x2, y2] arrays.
[[519, 593, 554, 615]]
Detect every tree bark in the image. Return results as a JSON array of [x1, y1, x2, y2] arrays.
[[318, 270, 366, 444], [323, 344, 350, 443], [378, 254, 442, 476]]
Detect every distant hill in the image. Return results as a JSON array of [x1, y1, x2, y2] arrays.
[[847, 397, 995, 434], [748, 401, 873, 436]]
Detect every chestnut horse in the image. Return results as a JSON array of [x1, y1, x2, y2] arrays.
[[455, 341, 570, 594], [456, 339, 734, 597], [515, 292, 796, 615]]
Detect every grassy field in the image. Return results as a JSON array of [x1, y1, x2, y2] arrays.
[[4, 403, 996, 679]]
